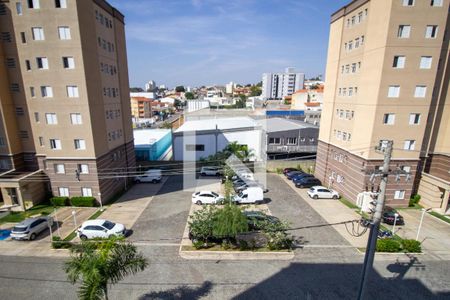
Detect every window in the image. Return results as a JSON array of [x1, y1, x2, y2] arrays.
[[67, 86, 79, 98], [16, 2, 22, 15], [32, 27, 44, 40], [50, 139, 62, 150], [70, 113, 82, 124], [20, 32, 26, 43], [62, 56, 75, 69], [418, 56, 432, 69], [268, 138, 281, 145], [425, 25, 438, 38], [393, 56, 405, 68], [388, 86, 400, 98], [28, 0, 40, 9], [348, 41, 353, 50], [54, 164, 65, 174], [185, 144, 204, 151], [19, 131, 28, 138], [351, 63, 357, 72], [404, 140, 416, 150], [34, 112, 39, 122], [74, 139, 86, 150], [401, 166, 411, 173], [58, 26, 71, 40], [379, 140, 389, 150], [15, 107, 24, 115], [409, 113, 421, 125], [41, 86, 53, 98], [45, 113, 57, 124], [30, 87, 36, 97], [36, 57, 49, 69], [6, 58, 16, 68], [431, 0, 443, 6], [394, 190, 405, 200], [11, 83, 20, 92], [82, 188, 92, 197], [358, 12, 363, 23], [78, 164, 89, 174], [286, 138, 297, 145], [55, 0, 67, 8], [383, 113, 395, 125], [398, 25, 411, 38], [59, 187, 69, 197], [349, 87, 353, 96], [402, 0, 414, 6], [25, 60, 31, 71], [414, 85, 427, 98], [38, 136, 44, 146]]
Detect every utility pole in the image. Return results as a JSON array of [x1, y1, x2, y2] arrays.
[[357, 140, 393, 300]]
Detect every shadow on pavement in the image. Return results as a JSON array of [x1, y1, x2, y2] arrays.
[[139, 281, 213, 300]]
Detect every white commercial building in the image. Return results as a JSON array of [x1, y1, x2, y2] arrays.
[[187, 100, 210, 113], [145, 80, 156, 91], [130, 92, 156, 99], [225, 81, 236, 94], [173, 117, 263, 161], [262, 67, 305, 100]]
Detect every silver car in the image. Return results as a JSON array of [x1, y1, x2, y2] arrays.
[[10, 216, 54, 240]]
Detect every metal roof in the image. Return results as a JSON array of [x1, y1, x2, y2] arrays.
[[257, 118, 318, 132]]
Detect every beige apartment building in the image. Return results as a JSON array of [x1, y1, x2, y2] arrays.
[[0, 0, 135, 210], [316, 0, 450, 213]]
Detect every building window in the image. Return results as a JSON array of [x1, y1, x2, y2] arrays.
[[62, 56, 75, 69], [70, 113, 82, 124], [402, 0, 414, 6], [6, 58, 16, 68], [11, 83, 20, 92], [403, 140, 416, 150], [27, 0, 40, 9], [398, 25, 411, 38], [401, 166, 411, 173], [59, 187, 69, 197], [77, 164, 89, 174], [54, 164, 65, 174], [25, 60, 31, 71], [185, 144, 204, 151], [34, 112, 39, 122], [379, 140, 389, 150], [414, 85, 427, 98], [16, 2, 23, 15], [388, 86, 400, 98], [41, 86, 53, 98], [431, 0, 443, 6], [419, 56, 432, 69], [45, 113, 57, 124], [58, 26, 71, 40], [81, 187, 92, 197], [351, 63, 357, 72], [74, 139, 86, 150], [309, 137, 315, 142], [15, 107, 24, 115], [32, 27, 45, 40], [36, 57, 49, 69], [20, 32, 26, 43], [50, 139, 62, 149], [383, 113, 395, 125], [55, 0, 67, 8], [268, 138, 281, 145], [67, 86, 79, 98], [394, 190, 405, 200], [286, 138, 297, 145], [409, 113, 421, 125], [38, 136, 44, 146], [19, 131, 28, 138], [393, 56, 405, 68], [30, 86, 36, 97], [425, 25, 438, 38]]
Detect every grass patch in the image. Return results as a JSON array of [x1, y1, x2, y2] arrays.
[[0, 204, 56, 224], [64, 230, 77, 242], [398, 203, 423, 210], [338, 197, 359, 210], [429, 211, 450, 224], [180, 245, 290, 252], [88, 209, 105, 220]]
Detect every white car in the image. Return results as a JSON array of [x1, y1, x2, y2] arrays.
[[200, 166, 222, 176], [134, 169, 162, 183], [192, 191, 224, 205], [307, 186, 340, 200], [77, 219, 126, 240]]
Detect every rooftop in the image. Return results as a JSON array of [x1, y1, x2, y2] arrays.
[[175, 117, 257, 133], [133, 129, 171, 146], [257, 118, 318, 132]]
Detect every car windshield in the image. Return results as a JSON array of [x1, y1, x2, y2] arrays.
[[102, 221, 115, 230], [12, 226, 28, 232], [212, 192, 219, 197]]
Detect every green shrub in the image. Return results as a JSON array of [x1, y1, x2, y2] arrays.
[[50, 197, 69, 206], [376, 239, 402, 252], [275, 168, 283, 174], [221, 240, 232, 250], [409, 194, 421, 207], [52, 236, 72, 249], [188, 206, 218, 243], [70, 197, 96, 207], [40, 211, 50, 216], [401, 239, 421, 253], [238, 239, 249, 250], [212, 204, 248, 240]]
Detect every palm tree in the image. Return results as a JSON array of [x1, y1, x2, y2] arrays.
[[224, 142, 255, 162], [65, 237, 148, 300]]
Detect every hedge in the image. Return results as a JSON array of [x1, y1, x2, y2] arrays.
[[376, 239, 402, 252], [51, 236, 72, 249], [401, 239, 421, 253], [50, 197, 69, 206], [70, 197, 96, 207]]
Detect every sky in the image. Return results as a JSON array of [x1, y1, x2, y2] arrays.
[[108, 0, 350, 88]]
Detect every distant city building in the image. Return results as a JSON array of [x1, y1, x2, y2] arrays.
[[159, 84, 167, 90], [145, 80, 156, 91], [262, 68, 305, 100], [291, 87, 323, 111], [187, 100, 210, 113], [225, 81, 236, 94], [130, 97, 153, 119], [130, 92, 157, 99]]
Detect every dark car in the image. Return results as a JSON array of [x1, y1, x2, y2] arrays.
[[295, 177, 322, 188], [243, 211, 280, 230], [382, 206, 404, 225], [292, 173, 314, 182], [286, 171, 307, 180], [283, 168, 298, 176]]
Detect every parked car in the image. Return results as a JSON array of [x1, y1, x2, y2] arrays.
[[232, 187, 264, 204], [10, 216, 54, 241], [292, 173, 314, 182], [382, 206, 405, 225], [243, 211, 280, 230], [286, 171, 307, 180], [235, 182, 269, 193], [307, 186, 340, 199], [192, 191, 224, 205], [200, 166, 222, 176], [283, 168, 298, 176], [77, 219, 126, 240], [295, 177, 322, 188], [134, 169, 162, 183]]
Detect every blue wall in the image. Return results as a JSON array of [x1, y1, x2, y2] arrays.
[[135, 131, 172, 161], [266, 110, 305, 116]]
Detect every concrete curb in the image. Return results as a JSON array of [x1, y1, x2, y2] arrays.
[[179, 249, 295, 260]]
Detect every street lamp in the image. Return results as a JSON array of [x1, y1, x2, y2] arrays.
[[98, 192, 103, 211], [72, 210, 78, 230], [416, 208, 432, 241], [392, 213, 399, 235]]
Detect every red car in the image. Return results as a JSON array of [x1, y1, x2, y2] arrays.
[[283, 168, 298, 176]]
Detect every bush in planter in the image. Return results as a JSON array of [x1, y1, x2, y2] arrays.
[[50, 197, 69, 206], [409, 194, 421, 207], [401, 239, 422, 253], [52, 236, 72, 249], [70, 197, 96, 207], [188, 206, 218, 243], [376, 239, 402, 252], [212, 204, 248, 241]]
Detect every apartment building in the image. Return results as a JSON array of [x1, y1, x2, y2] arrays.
[[0, 0, 135, 210], [262, 67, 305, 100], [316, 0, 450, 212], [130, 96, 153, 119]]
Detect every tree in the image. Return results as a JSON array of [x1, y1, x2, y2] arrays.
[[235, 94, 247, 108], [130, 87, 144, 92], [160, 121, 172, 129], [256, 81, 262, 87], [212, 204, 248, 241], [185, 92, 195, 99], [175, 86, 185, 92], [65, 238, 148, 300], [223, 142, 254, 162], [250, 86, 262, 97]]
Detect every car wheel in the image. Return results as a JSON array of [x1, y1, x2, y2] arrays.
[[196, 200, 202, 205], [29, 233, 36, 241], [79, 235, 88, 241], [151, 179, 157, 183], [313, 195, 319, 200], [332, 195, 338, 200], [201, 173, 206, 176], [135, 180, 141, 183]]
